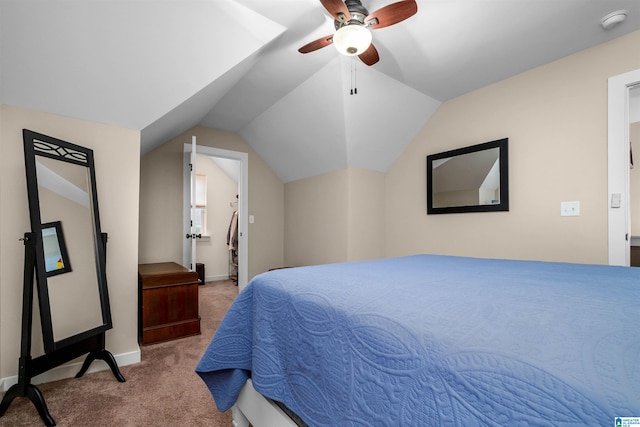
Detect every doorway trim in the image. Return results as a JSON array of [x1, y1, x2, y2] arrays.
[[608, 68, 640, 265], [183, 143, 249, 289]]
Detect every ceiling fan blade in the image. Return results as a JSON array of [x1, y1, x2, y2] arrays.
[[298, 35, 334, 54], [320, 0, 351, 23], [365, 0, 417, 30], [358, 43, 379, 66]]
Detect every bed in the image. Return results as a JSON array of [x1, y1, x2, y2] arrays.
[[196, 254, 640, 426]]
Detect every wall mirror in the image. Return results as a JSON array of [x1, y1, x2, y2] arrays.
[[23, 129, 112, 351], [427, 138, 509, 214]]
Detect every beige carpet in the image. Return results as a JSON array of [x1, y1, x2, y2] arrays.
[[0, 280, 238, 427]]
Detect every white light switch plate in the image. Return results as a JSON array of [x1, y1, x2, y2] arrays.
[[611, 193, 621, 208], [560, 201, 580, 217]]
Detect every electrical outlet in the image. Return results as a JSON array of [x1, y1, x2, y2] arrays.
[[560, 201, 580, 217]]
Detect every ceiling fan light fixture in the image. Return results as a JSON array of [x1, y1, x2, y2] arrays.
[[333, 25, 372, 56]]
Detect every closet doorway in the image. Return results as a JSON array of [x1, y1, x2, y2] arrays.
[[608, 69, 640, 266], [183, 144, 248, 289]]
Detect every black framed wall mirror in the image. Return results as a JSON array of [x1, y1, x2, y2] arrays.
[[23, 129, 113, 351], [427, 138, 509, 214]]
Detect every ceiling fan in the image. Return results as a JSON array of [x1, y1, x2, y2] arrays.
[[298, 0, 418, 66]]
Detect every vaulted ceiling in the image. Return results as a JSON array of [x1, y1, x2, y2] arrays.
[[2, 0, 639, 182]]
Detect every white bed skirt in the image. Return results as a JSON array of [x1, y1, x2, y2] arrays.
[[232, 379, 299, 427]]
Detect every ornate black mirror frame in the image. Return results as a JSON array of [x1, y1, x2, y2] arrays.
[[427, 138, 509, 214], [0, 130, 124, 427], [23, 129, 113, 350]]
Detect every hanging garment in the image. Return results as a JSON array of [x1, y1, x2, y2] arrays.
[[227, 210, 238, 260]]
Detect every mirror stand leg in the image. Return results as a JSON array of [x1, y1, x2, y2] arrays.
[[26, 384, 56, 426], [101, 350, 126, 383], [0, 384, 18, 417], [0, 383, 56, 426], [75, 349, 126, 383]]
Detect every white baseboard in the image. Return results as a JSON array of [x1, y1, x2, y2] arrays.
[[1, 348, 141, 392], [205, 275, 232, 282]]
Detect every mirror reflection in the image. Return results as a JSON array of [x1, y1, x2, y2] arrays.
[[432, 148, 500, 208], [427, 138, 509, 214], [42, 221, 71, 276], [36, 156, 104, 342]]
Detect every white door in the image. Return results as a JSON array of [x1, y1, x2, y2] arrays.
[[182, 143, 249, 289], [608, 69, 640, 266], [183, 136, 200, 271]]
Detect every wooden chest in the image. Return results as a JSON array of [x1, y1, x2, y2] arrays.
[[138, 262, 201, 345]]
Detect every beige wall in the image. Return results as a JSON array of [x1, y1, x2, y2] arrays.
[[346, 168, 385, 262], [0, 104, 140, 383], [284, 32, 640, 268], [285, 169, 349, 266], [139, 125, 284, 280], [386, 31, 640, 264], [284, 167, 385, 267]]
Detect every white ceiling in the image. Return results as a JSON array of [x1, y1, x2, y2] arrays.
[[2, 0, 639, 182]]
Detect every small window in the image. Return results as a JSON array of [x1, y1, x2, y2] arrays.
[[193, 174, 207, 235]]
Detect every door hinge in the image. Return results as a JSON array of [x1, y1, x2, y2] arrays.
[[189, 163, 193, 172], [626, 233, 629, 241]]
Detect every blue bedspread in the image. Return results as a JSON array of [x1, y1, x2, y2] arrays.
[[196, 255, 640, 426]]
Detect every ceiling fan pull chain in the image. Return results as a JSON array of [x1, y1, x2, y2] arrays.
[[354, 58, 358, 95], [350, 57, 358, 95], [354, 60, 358, 95], [354, 58, 357, 95], [350, 57, 354, 95]]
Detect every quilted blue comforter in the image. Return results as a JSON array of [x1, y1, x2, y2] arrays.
[[196, 255, 640, 426]]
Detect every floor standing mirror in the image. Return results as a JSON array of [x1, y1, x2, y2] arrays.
[[0, 130, 125, 426]]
